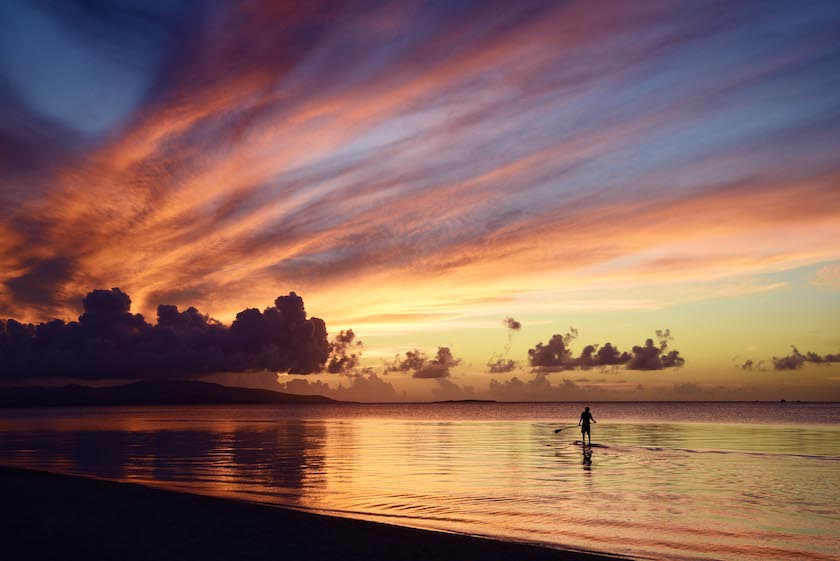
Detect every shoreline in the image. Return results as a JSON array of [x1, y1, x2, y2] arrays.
[[1, 467, 626, 561]]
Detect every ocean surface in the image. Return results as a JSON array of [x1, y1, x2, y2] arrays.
[[0, 402, 838, 561]]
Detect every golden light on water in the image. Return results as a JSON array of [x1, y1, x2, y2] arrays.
[[1, 404, 837, 561]]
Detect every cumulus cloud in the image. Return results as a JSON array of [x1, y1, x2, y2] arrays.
[[326, 329, 363, 373], [387, 349, 427, 372], [771, 346, 840, 370], [626, 337, 685, 370], [0, 288, 335, 380], [387, 346, 463, 378], [527, 328, 579, 370], [487, 356, 519, 373], [527, 328, 684, 371]]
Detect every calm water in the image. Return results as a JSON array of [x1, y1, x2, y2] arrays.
[[1, 402, 838, 561]]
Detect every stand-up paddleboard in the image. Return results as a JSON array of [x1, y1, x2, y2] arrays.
[[572, 440, 607, 448]]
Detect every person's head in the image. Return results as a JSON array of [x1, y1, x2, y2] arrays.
[[585, 407, 590, 412]]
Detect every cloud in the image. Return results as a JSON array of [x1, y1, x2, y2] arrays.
[[387, 346, 463, 379], [412, 347, 463, 379], [671, 382, 734, 397], [4, 257, 76, 313], [277, 371, 400, 402], [672, 382, 702, 395], [739, 359, 766, 371], [486, 373, 588, 401], [526, 328, 684, 371], [326, 329, 362, 373], [487, 356, 519, 373], [811, 264, 840, 289], [771, 346, 840, 370], [0, 288, 335, 380], [0, 0, 837, 336], [527, 327, 579, 370], [626, 337, 686, 371], [491, 315, 524, 372], [501, 315, 522, 353], [431, 378, 475, 401]]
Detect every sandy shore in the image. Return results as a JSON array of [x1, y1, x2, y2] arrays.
[[0, 467, 625, 561]]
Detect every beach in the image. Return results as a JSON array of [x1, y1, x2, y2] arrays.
[[1, 467, 621, 561]]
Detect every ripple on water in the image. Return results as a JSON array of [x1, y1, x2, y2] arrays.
[[0, 403, 838, 561]]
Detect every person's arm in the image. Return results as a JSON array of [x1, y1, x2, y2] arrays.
[[591, 416, 596, 424], [578, 414, 582, 426]]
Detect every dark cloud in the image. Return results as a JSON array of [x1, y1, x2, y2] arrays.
[[527, 328, 578, 370], [626, 338, 685, 370], [594, 343, 631, 366], [4, 257, 75, 311], [326, 329, 362, 373], [527, 328, 684, 371], [655, 329, 673, 343], [0, 288, 334, 380], [771, 346, 840, 370], [487, 357, 518, 373], [387, 349, 427, 372], [387, 346, 463, 379], [501, 316, 522, 354], [740, 359, 766, 371]]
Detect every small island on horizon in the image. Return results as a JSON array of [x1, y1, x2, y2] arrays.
[[432, 399, 499, 404]]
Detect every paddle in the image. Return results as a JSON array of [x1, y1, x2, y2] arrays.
[[553, 425, 578, 433]]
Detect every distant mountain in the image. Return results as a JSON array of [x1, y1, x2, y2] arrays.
[[0, 380, 340, 407]]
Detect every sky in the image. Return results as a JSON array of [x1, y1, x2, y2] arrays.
[[1, 0, 839, 401]]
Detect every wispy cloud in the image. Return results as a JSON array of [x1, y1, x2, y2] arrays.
[[0, 0, 838, 339], [811, 264, 840, 289]]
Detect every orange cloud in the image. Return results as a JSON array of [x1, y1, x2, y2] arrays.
[[2, 0, 839, 337]]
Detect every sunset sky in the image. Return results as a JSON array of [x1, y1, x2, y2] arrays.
[[1, 0, 838, 401]]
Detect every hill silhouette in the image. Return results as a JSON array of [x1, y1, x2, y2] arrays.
[[0, 380, 339, 407]]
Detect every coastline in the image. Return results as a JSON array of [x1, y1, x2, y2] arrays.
[[0, 467, 625, 561]]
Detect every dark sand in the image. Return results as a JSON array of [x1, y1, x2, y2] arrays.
[[0, 467, 625, 561]]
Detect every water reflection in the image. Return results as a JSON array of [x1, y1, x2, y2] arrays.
[[0, 420, 330, 504], [0, 404, 838, 561], [582, 447, 592, 470], [150, 429, 220, 481]]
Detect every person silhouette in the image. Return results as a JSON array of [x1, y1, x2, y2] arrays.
[[579, 406, 595, 445]]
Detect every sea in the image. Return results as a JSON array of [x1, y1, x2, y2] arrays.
[[0, 402, 837, 561]]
